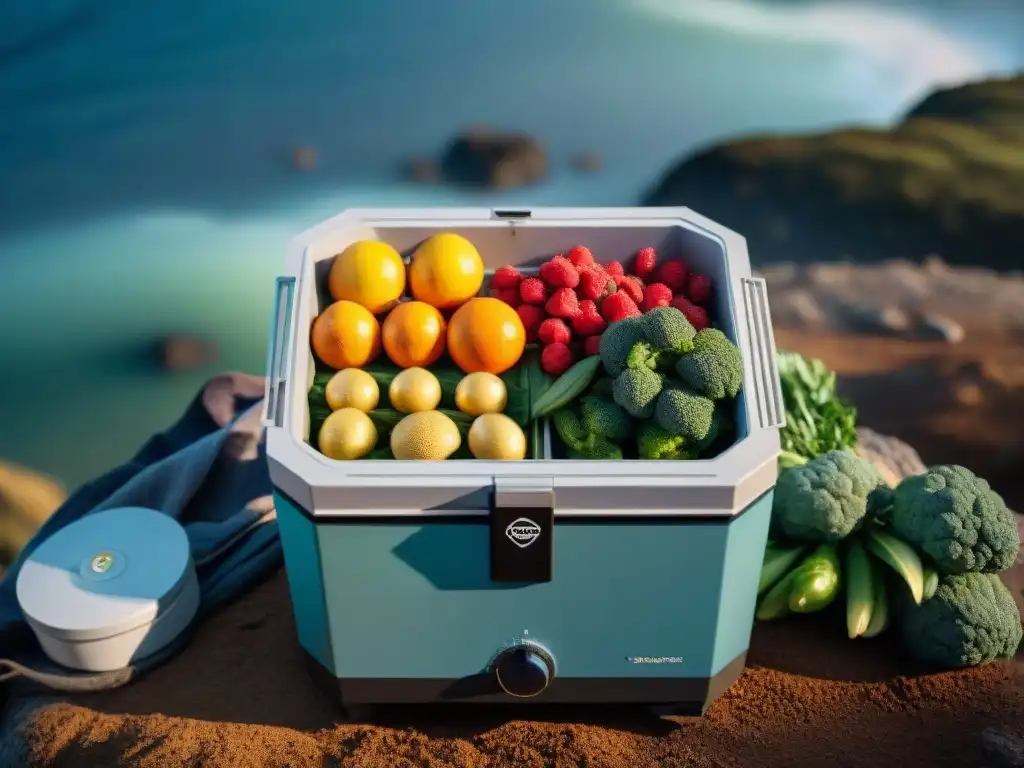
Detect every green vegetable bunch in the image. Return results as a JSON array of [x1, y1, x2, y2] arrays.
[[775, 350, 858, 469], [550, 306, 743, 461], [759, 449, 1022, 671]]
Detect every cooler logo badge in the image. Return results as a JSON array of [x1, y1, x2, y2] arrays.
[[505, 517, 542, 548]]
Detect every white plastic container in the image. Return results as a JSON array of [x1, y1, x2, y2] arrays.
[[16, 507, 199, 673]]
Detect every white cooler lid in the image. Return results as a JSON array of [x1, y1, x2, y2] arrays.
[[16, 507, 194, 642]]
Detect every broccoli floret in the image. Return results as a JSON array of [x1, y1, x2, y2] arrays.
[[899, 572, 1022, 668], [771, 449, 883, 543], [639, 306, 696, 354], [674, 328, 743, 400], [599, 317, 646, 377], [889, 465, 1021, 575], [637, 421, 697, 460], [568, 436, 624, 461], [552, 407, 624, 460], [653, 386, 715, 442], [625, 340, 663, 372], [580, 395, 634, 441], [612, 366, 663, 419]]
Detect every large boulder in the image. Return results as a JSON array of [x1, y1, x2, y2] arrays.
[[644, 75, 1024, 270], [440, 127, 547, 189], [0, 461, 65, 568]]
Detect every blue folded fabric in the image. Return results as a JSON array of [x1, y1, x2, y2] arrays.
[[0, 373, 283, 692]]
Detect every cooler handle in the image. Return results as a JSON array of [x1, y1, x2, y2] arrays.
[[740, 277, 785, 429], [262, 277, 296, 429]]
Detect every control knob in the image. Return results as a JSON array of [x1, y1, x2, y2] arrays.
[[492, 641, 555, 698]]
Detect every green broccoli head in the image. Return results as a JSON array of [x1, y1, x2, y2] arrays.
[[890, 465, 1021, 575], [599, 316, 646, 378], [771, 449, 882, 543], [674, 328, 743, 401], [552, 407, 625, 460], [899, 572, 1022, 668], [639, 306, 696, 354], [636, 421, 697, 460], [653, 385, 715, 442], [551, 407, 589, 449], [568, 435, 624, 461], [580, 395, 635, 441], [612, 366, 663, 419]]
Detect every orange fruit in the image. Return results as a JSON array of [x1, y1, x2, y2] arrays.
[[447, 297, 525, 375], [408, 233, 484, 310], [328, 240, 406, 315], [382, 301, 447, 368], [311, 300, 381, 369]]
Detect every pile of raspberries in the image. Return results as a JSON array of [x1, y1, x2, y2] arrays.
[[487, 245, 714, 377]]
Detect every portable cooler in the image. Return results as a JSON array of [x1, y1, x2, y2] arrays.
[[264, 207, 785, 714]]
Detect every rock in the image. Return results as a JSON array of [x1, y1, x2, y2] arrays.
[[854, 427, 927, 486], [643, 75, 1024, 270], [981, 727, 1024, 768], [156, 334, 220, 372], [0, 462, 66, 567], [916, 313, 965, 343], [843, 304, 912, 335], [291, 146, 318, 172], [440, 127, 547, 189], [571, 151, 603, 172], [769, 289, 826, 328], [403, 156, 440, 183]]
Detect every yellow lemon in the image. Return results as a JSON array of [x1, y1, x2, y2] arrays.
[[391, 410, 462, 460], [324, 368, 380, 412], [388, 367, 442, 413], [408, 233, 484, 310], [317, 408, 378, 460], [454, 372, 507, 416], [467, 413, 527, 460], [328, 240, 406, 315]]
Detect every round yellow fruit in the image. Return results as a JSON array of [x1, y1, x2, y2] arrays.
[[468, 413, 527, 460], [454, 372, 507, 416], [388, 367, 442, 413], [391, 410, 462, 461], [324, 368, 380, 412], [328, 240, 406, 315], [408, 233, 484, 310], [317, 408, 378, 460]]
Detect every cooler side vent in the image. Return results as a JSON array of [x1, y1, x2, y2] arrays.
[[741, 277, 785, 429]]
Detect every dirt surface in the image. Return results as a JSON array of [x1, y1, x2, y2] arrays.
[[22, 567, 1024, 768], [16, 328, 1024, 767]]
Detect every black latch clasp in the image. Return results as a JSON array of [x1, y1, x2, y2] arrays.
[[490, 478, 554, 583]]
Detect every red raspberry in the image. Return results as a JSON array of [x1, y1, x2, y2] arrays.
[[489, 287, 521, 307], [615, 275, 645, 304], [564, 245, 595, 269], [538, 318, 572, 345], [601, 292, 641, 323], [578, 267, 611, 301], [604, 261, 625, 278], [538, 255, 580, 289], [582, 335, 602, 357], [571, 300, 608, 337], [516, 304, 546, 342], [632, 247, 657, 279], [640, 282, 673, 312], [490, 265, 523, 290], [519, 277, 547, 305], [545, 287, 580, 319], [671, 296, 710, 330], [687, 273, 713, 305], [654, 260, 689, 292], [541, 342, 575, 377]]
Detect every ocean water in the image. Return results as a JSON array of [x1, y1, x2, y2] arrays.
[[0, 0, 1019, 488]]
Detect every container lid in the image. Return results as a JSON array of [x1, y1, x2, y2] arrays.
[[16, 507, 195, 642]]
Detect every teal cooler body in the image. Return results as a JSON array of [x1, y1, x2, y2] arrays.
[[263, 207, 785, 712]]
